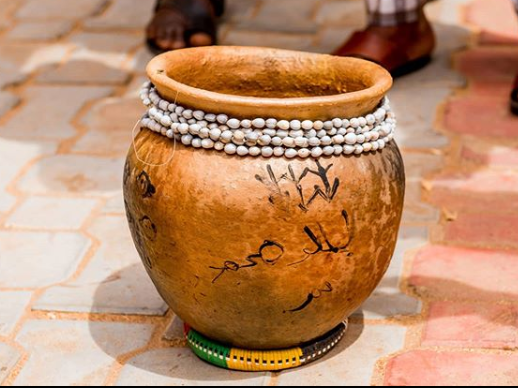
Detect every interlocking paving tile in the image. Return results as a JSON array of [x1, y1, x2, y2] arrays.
[[315, 0, 367, 26], [0, 43, 70, 88], [237, 0, 319, 33], [0, 343, 21, 385], [0, 291, 32, 337], [6, 21, 73, 42], [17, 155, 125, 197], [222, 0, 260, 23], [0, 86, 112, 141], [0, 92, 19, 120], [390, 84, 450, 150], [37, 60, 131, 85], [5, 197, 99, 230], [116, 348, 271, 386], [14, 320, 154, 386], [222, 30, 316, 52], [162, 315, 185, 343], [276, 324, 406, 386], [0, 0, 21, 31], [0, 138, 57, 213], [314, 26, 355, 54], [16, 0, 107, 20], [102, 192, 126, 215], [84, 0, 155, 30], [34, 215, 167, 316], [0, 231, 90, 289], [74, 97, 143, 155]]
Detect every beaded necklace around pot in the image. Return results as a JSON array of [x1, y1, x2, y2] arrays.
[[139, 82, 396, 159]]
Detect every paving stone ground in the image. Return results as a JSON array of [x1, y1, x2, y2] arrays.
[[0, 0, 517, 385]]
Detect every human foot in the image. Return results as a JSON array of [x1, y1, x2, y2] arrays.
[[146, 0, 224, 53], [333, 11, 436, 77]]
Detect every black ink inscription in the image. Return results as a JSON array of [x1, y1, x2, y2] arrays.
[[287, 161, 340, 212], [255, 165, 291, 212], [256, 161, 340, 213], [137, 171, 156, 198], [289, 210, 353, 266], [285, 282, 333, 313], [210, 240, 284, 283]]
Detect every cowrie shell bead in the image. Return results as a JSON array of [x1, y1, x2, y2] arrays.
[[271, 137, 282, 146], [210, 128, 222, 141], [237, 146, 249, 156], [252, 118, 266, 129], [159, 100, 169, 111], [262, 147, 274, 157], [249, 146, 261, 156], [323, 146, 334, 156], [191, 138, 202, 148], [202, 139, 214, 149], [344, 145, 355, 155], [217, 114, 228, 124], [285, 149, 298, 159], [290, 120, 301, 130], [301, 120, 313, 130], [298, 148, 311, 158], [205, 113, 216, 122], [311, 147, 323, 158], [181, 134, 193, 145], [313, 121, 324, 130], [345, 133, 357, 145], [258, 135, 272, 146], [266, 119, 277, 129], [199, 127, 210, 139], [273, 147, 285, 157], [227, 118, 240, 129], [277, 120, 290, 130], [224, 144, 237, 154]]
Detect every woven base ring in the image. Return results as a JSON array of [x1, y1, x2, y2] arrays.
[[184, 320, 348, 372]]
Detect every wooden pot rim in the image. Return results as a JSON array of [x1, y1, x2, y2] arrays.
[[147, 46, 393, 121]]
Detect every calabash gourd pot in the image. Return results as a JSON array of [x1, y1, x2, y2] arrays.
[[124, 46, 405, 371]]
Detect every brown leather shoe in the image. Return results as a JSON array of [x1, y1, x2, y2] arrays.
[[334, 12, 436, 77], [511, 75, 518, 116]]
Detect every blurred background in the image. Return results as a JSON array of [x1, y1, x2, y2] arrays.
[[0, 0, 517, 386]]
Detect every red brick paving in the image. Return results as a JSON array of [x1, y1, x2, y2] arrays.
[[385, 350, 518, 386], [409, 245, 518, 300], [441, 213, 518, 249], [423, 301, 518, 349], [465, 0, 518, 45]]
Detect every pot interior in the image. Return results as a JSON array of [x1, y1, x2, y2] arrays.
[[162, 48, 372, 99]]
